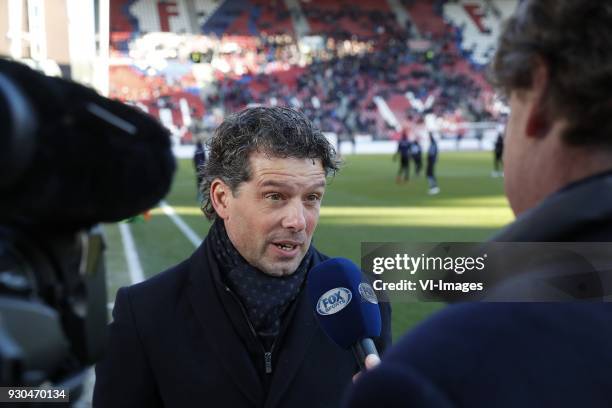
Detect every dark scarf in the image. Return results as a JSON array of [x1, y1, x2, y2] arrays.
[[208, 219, 311, 347]]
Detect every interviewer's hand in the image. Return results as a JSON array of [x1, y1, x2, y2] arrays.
[[352, 354, 381, 383]]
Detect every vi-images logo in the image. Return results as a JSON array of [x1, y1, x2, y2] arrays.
[[316, 287, 352, 315]]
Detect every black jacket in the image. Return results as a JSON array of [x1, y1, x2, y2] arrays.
[[94, 237, 392, 408], [344, 171, 612, 408]]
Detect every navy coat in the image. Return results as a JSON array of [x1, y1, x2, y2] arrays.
[[344, 171, 612, 408], [94, 237, 392, 408]]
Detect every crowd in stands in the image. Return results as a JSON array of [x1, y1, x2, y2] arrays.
[[110, 0, 504, 143]]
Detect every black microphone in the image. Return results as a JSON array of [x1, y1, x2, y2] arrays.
[[0, 58, 176, 230], [307, 258, 382, 370]]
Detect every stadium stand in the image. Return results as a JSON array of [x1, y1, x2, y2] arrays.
[[109, 0, 517, 144]]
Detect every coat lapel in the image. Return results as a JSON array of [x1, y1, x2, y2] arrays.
[[187, 241, 264, 406]]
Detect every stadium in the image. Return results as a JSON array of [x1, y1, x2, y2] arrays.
[[9, 0, 612, 407], [0, 0, 516, 404]]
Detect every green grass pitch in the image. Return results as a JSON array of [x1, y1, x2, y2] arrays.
[[103, 151, 513, 341]]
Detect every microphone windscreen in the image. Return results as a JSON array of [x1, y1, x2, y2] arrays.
[[307, 258, 381, 349], [0, 59, 176, 229]]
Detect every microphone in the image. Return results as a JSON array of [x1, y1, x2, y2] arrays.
[[307, 257, 382, 370], [0, 58, 176, 230]]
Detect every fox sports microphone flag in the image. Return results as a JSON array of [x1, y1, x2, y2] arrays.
[[307, 258, 381, 349]]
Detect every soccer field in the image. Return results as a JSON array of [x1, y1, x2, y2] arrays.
[[103, 151, 513, 340]]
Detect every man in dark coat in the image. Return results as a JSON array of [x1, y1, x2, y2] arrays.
[[94, 107, 392, 407], [345, 1, 612, 407]]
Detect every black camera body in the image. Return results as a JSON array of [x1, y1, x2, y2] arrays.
[[0, 58, 175, 396], [0, 225, 107, 391]]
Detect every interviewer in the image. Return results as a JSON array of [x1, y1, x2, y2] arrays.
[[345, 1, 612, 407]]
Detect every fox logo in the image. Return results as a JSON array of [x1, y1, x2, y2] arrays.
[[316, 288, 352, 315]]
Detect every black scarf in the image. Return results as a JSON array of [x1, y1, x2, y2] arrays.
[[208, 219, 311, 347]]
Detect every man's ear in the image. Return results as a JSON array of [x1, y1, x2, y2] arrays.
[[526, 59, 552, 138], [210, 179, 231, 219]]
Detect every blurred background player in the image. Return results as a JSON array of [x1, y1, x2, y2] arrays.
[[426, 132, 440, 195], [492, 125, 504, 177], [193, 135, 206, 201], [394, 129, 411, 184], [411, 138, 423, 177], [190, 114, 208, 201]]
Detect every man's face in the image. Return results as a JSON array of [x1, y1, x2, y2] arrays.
[[221, 152, 326, 277]]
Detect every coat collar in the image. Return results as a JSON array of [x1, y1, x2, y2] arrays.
[[492, 170, 612, 241]]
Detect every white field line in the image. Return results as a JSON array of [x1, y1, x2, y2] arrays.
[[118, 222, 145, 284], [160, 200, 202, 248]]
